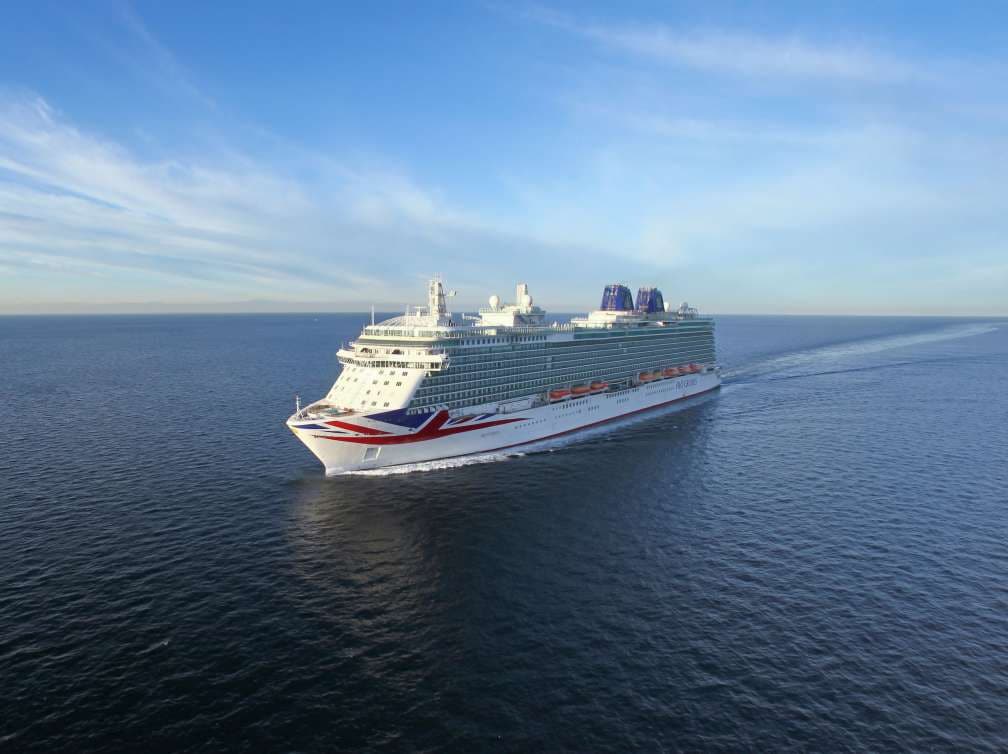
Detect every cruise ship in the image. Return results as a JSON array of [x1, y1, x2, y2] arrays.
[[288, 279, 720, 474]]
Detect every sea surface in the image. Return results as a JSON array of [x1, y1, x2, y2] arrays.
[[1, 313, 1007, 752]]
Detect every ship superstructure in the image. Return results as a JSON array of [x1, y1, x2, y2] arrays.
[[288, 279, 720, 474]]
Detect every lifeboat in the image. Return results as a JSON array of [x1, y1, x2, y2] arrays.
[[549, 388, 571, 401], [639, 372, 654, 383], [590, 381, 608, 393], [688, 363, 701, 373], [651, 370, 664, 380], [571, 385, 592, 397], [663, 367, 679, 378]]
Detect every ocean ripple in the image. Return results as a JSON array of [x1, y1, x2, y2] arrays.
[[1, 313, 1006, 752]]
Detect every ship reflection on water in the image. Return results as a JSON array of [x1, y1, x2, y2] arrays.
[[277, 396, 720, 746], [284, 393, 719, 620]]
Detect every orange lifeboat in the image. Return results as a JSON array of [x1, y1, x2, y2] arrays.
[[590, 380, 608, 393], [651, 370, 664, 380], [639, 372, 654, 383], [571, 385, 592, 397], [689, 363, 702, 373], [663, 367, 679, 378], [549, 388, 571, 401]]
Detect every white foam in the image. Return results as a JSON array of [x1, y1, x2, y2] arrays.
[[341, 450, 525, 476], [733, 322, 998, 381]]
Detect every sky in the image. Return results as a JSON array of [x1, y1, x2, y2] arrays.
[[0, 1, 1006, 315]]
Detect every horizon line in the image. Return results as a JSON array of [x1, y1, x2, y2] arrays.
[[2, 309, 1005, 319]]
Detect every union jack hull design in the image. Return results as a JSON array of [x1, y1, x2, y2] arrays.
[[288, 372, 720, 474], [293, 409, 525, 445]]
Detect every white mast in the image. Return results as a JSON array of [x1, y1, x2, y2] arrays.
[[428, 276, 447, 316]]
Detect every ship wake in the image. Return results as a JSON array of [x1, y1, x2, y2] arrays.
[[728, 322, 998, 384]]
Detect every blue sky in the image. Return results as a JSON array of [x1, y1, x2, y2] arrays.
[[1, 1, 1006, 314]]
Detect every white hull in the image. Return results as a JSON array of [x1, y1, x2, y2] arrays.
[[289, 371, 720, 475]]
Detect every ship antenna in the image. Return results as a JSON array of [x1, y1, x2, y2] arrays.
[[295, 393, 301, 414], [370, 305, 375, 325]]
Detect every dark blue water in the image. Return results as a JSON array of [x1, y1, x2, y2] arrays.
[[2, 314, 1007, 752]]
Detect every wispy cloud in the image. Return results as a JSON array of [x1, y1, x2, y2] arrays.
[[2, 3, 1005, 315], [0, 96, 435, 300], [527, 6, 921, 83], [90, 3, 219, 110], [0, 93, 632, 312]]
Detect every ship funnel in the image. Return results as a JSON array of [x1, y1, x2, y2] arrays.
[[600, 284, 634, 311], [635, 286, 665, 313]]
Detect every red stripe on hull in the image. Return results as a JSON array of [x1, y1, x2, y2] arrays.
[[324, 420, 390, 435], [484, 385, 719, 454]]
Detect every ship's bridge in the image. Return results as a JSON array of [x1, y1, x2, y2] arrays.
[[337, 343, 447, 370]]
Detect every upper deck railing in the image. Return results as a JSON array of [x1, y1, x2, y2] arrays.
[[359, 315, 710, 341], [360, 323, 573, 339]]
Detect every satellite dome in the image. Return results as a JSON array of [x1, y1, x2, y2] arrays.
[[521, 293, 533, 308], [489, 294, 500, 309]]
